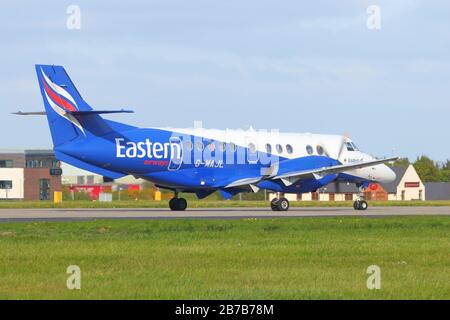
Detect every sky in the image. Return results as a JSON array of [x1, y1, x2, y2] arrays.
[[0, 0, 449, 162]]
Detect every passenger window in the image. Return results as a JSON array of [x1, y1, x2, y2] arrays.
[[316, 145, 324, 155], [265, 143, 272, 153], [306, 145, 313, 155], [276, 144, 283, 154], [286, 144, 293, 154], [184, 141, 193, 151], [248, 143, 257, 154], [196, 141, 204, 151], [217, 142, 226, 152], [228, 142, 236, 152]]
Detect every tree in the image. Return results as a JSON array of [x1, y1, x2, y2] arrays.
[[389, 157, 410, 168], [439, 170, 450, 182], [413, 156, 441, 182]]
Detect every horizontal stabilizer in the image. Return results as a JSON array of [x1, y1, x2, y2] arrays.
[[69, 109, 134, 115], [12, 111, 46, 115], [13, 109, 134, 116]]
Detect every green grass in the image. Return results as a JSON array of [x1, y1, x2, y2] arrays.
[[0, 216, 449, 299], [1, 200, 450, 209]]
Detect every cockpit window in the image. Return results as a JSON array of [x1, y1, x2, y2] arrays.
[[345, 142, 354, 151], [345, 142, 359, 152]]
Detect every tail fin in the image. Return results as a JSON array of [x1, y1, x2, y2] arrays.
[[35, 64, 135, 147], [36, 64, 93, 146]]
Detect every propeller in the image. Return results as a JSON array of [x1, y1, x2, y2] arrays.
[[318, 136, 347, 186], [320, 135, 347, 162]]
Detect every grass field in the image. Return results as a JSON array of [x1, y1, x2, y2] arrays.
[[1, 200, 450, 209], [0, 216, 449, 299]]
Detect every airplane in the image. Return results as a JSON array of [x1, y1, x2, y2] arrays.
[[15, 64, 397, 211]]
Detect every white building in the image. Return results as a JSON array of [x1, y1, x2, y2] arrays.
[[0, 168, 24, 199], [382, 165, 425, 200]]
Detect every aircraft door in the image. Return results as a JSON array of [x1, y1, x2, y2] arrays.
[[168, 136, 183, 171]]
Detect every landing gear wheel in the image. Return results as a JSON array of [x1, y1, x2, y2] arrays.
[[169, 197, 187, 211], [359, 200, 368, 210], [176, 198, 187, 211], [270, 198, 290, 211], [271, 198, 280, 211], [353, 200, 368, 211], [169, 198, 178, 210], [278, 198, 290, 211]]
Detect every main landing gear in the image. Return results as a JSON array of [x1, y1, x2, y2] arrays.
[[270, 196, 290, 211], [169, 191, 187, 211], [353, 200, 368, 210], [353, 185, 368, 211]]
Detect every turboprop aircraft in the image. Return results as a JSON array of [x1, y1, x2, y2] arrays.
[[15, 65, 397, 211]]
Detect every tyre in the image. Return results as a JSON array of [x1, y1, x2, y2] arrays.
[[177, 198, 187, 211], [277, 198, 290, 211], [169, 198, 178, 211], [353, 201, 360, 210], [271, 198, 280, 211], [359, 200, 368, 210]]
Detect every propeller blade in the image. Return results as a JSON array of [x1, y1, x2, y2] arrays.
[[336, 135, 346, 160], [320, 135, 346, 160]]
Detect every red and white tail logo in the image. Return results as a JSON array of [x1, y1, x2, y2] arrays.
[[40, 67, 85, 136]]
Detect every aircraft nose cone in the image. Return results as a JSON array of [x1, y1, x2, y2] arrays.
[[379, 165, 396, 183]]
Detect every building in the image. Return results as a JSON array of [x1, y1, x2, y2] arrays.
[[382, 165, 425, 200], [61, 163, 146, 186], [300, 183, 360, 201], [424, 182, 450, 200], [268, 183, 361, 202], [0, 150, 62, 200], [60, 163, 147, 200], [269, 165, 427, 202]]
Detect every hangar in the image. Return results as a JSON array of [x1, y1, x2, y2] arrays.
[[424, 182, 450, 200]]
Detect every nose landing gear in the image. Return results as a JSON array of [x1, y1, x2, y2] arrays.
[[353, 185, 368, 210], [353, 199, 368, 210]]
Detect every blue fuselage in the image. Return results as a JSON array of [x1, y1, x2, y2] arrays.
[[55, 126, 365, 194]]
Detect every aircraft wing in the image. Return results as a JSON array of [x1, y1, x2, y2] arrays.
[[224, 156, 398, 189], [225, 177, 261, 192], [273, 156, 399, 186]]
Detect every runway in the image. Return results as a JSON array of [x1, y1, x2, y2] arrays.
[[0, 206, 449, 222]]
